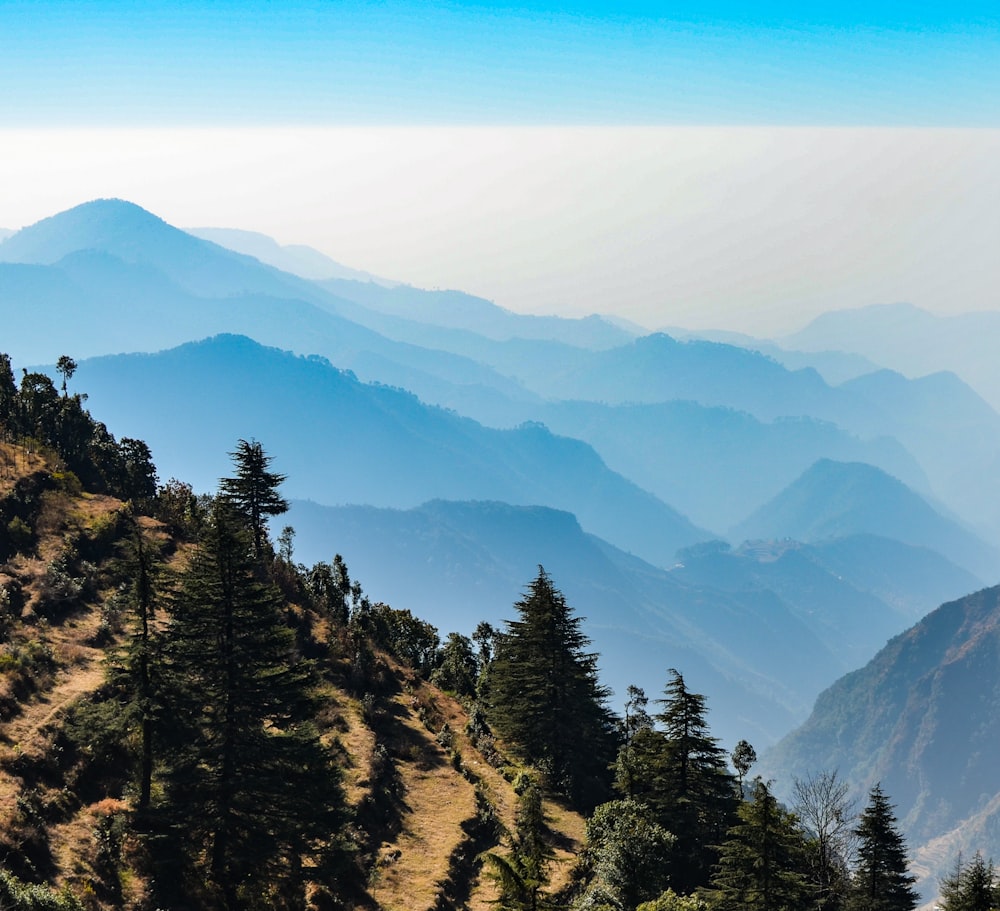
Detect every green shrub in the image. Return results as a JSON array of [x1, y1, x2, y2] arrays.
[[0, 869, 84, 910], [6, 516, 33, 555]]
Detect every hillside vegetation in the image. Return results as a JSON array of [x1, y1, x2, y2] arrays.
[[0, 386, 590, 909]]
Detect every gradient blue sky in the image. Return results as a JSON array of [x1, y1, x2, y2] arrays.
[[2, 2, 999, 333], [3, 0, 999, 125]]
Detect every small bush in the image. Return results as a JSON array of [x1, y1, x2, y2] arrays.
[[35, 558, 83, 618], [0, 868, 84, 910], [6, 516, 34, 555], [52, 471, 83, 498]]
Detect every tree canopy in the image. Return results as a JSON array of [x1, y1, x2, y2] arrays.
[[487, 567, 618, 808], [219, 438, 289, 564]]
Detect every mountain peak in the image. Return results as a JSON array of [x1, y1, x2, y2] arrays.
[[733, 458, 997, 580], [0, 198, 178, 266]]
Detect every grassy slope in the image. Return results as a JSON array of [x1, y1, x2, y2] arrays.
[[0, 440, 586, 909]]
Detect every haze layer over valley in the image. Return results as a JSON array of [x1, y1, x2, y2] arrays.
[[3, 198, 998, 751]]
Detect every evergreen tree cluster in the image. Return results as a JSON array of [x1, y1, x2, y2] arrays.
[[0, 352, 157, 503], [486, 568, 619, 808], [105, 441, 347, 909]]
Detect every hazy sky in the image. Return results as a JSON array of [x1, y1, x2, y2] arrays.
[[2, 2, 999, 335]]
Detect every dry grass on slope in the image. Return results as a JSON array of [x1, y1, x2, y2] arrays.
[[364, 662, 587, 911], [0, 459, 155, 901]]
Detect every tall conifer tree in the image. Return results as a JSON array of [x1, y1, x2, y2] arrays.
[[157, 503, 342, 909], [710, 777, 812, 911], [849, 784, 917, 911], [219, 439, 289, 565], [939, 853, 1000, 911], [653, 668, 738, 893], [107, 518, 162, 813], [488, 567, 617, 807]]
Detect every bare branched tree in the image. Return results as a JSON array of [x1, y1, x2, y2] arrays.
[[793, 769, 857, 911]]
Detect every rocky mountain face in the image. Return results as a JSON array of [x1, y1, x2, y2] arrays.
[[763, 584, 1000, 899]]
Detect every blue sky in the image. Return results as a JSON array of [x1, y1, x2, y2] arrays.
[[3, 0, 999, 125]]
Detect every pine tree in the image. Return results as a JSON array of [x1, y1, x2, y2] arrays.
[[939, 852, 1000, 911], [652, 669, 738, 894], [108, 518, 162, 812], [709, 777, 812, 911], [0, 353, 17, 438], [156, 503, 343, 909], [487, 567, 617, 808], [484, 776, 555, 911], [218, 439, 289, 564], [849, 784, 917, 911]]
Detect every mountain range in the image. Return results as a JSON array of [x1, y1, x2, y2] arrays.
[[71, 333, 708, 570], [286, 497, 978, 746], [733, 458, 998, 580], [784, 301, 1000, 415], [4, 198, 1000, 765]]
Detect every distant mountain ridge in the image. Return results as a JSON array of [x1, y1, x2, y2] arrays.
[[186, 226, 396, 285], [529, 400, 928, 532], [319, 277, 636, 349], [6, 199, 1000, 552], [287, 498, 975, 747], [732, 459, 999, 580], [71, 333, 711, 570], [0, 199, 324, 302], [784, 302, 1000, 413]]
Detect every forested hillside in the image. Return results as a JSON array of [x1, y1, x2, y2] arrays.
[[4, 354, 994, 911]]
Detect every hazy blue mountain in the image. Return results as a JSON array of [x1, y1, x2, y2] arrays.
[[319, 277, 636, 349], [7, 200, 999, 554], [70, 334, 711, 568], [784, 302, 1000, 412], [762, 584, 1000, 901], [0, 201, 554, 416], [469, 337, 1000, 543], [185, 222, 634, 350], [505, 332, 892, 433], [488, 332, 1000, 543], [0, 198, 328, 303], [668, 327, 883, 385], [286, 498, 855, 747], [528, 400, 928, 532], [762, 347, 882, 386], [0, 249, 537, 412], [806, 534, 982, 620], [732, 459, 999, 581], [839, 369, 1000, 541], [671, 537, 978, 668], [186, 226, 394, 284], [0, 228, 13, 242]]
